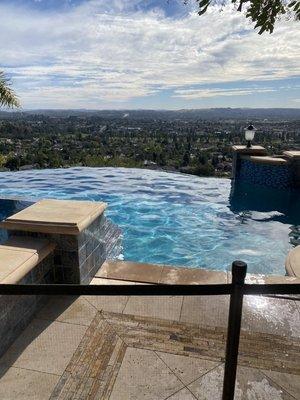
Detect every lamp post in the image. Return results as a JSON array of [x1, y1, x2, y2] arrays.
[[244, 124, 256, 148]]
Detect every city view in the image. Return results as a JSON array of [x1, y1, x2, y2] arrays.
[[0, 108, 299, 175]]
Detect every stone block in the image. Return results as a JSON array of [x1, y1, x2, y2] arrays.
[[61, 251, 79, 268]]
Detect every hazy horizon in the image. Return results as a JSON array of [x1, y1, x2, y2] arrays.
[[2, 107, 299, 112]]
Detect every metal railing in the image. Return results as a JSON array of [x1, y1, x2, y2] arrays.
[[0, 260, 299, 400]]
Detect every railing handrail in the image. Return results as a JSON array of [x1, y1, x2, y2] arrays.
[[0, 282, 299, 296]]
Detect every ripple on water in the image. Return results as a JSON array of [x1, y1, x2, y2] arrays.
[[0, 167, 297, 275]]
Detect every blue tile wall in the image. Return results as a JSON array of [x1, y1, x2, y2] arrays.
[[238, 159, 293, 189]]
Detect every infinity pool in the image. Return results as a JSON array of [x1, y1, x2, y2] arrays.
[[0, 167, 299, 274]]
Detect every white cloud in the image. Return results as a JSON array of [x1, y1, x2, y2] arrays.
[[173, 87, 278, 99], [0, 1, 299, 108]]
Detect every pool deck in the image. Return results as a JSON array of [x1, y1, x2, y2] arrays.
[[0, 264, 299, 399]]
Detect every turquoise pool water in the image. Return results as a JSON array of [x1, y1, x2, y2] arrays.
[[0, 167, 299, 274]]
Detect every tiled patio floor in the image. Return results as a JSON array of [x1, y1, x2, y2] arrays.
[[0, 277, 299, 399]]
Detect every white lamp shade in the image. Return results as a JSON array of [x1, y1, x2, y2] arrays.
[[245, 130, 255, 141], [245, 125, 256, 141]]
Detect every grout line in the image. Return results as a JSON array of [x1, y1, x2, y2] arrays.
[[226, 271, 231, 284], [4, 364, 61, 377], [182, 387, 198, 400], [178, 296, 184, 322], [260, 370, 299, 400], [121, 295, 131, 313], [154, 351, 187, 389], [99, 310, 130, 347], [158, 264, 165, 285], [182, 362, 224, 388], [34, 315, 91, 328], [159, 357, 223, 400], [83, 296, 99, 311], [83, 295, 131, 337], [163, 385, 198, 400], [155, 351, 222, 391]]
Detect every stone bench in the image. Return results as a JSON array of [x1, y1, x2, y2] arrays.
[[0, 236, 55, 284], [0, 236, 55, 357]]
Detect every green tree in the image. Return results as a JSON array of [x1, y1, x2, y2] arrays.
[[193, 0, 300, 34], [194, 163, 215, 176], [0, 154, 6, 167], [5, 156, 20, 171], [0, 71, 20, 108]]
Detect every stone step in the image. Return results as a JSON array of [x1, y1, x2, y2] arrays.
[[0, 236, 55, 284]]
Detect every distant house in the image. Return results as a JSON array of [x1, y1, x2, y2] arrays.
[[144, 160, 158, 168], [19, 164, 39, 171]]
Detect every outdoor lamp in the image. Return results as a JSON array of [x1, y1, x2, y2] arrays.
[[244, 124, 256, 148]]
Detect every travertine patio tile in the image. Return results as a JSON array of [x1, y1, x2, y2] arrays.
[[85, 294, 129, 313], [180, 296, 229, 328], [241, 296, 300, 338], [109, 347, 184, 400], [0, 318, 86, 375], [167, 387, 197, 399], [180, 294, 300, 339], [35, 296, 97, 326], [238, 273, 300, 285], [160, 267, 227, 285], [20, 309, 298, 400], [156, 351, 220, 385], [262, 370, 300, 400], [123, 296, 183, 321], [0, 366, 59, 400], [188, 364, 295, 400], [96, 260, 163, 283]]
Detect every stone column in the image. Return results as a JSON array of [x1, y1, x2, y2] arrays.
[[231, 145, 267, 181], [283, 151, 300, 188]]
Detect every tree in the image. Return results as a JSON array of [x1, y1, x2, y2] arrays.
[[193, 0, 300, 34], [0, 71, 20, 108], [182, 150, 190, 167]]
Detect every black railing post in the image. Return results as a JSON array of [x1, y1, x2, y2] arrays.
[[222, 260, 247, 400]]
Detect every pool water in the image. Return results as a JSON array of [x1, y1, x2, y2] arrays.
[[0, 167, 299, 275]]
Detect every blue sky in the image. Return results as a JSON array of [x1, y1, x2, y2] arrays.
[[0, 0, 299, 109]]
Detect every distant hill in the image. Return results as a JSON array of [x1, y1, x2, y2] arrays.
[[0, 108, 299, 121]]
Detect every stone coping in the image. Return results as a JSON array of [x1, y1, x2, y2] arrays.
[[0, 236, 55, 284], [283, 150, 300, 160], [240, 155, 288, 166], [0, 199, 107, 235], [96, 260, 299, 285], [285, 245, 300, 278], [232, 145, 268, 156]]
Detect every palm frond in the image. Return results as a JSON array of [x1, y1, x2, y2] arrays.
[[0, 71, 20, 108]]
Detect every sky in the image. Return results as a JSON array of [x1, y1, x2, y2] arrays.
[[0, 0, 299, 110]]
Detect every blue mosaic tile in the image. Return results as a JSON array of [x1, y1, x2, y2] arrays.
[[238, 159, 293, 189]]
